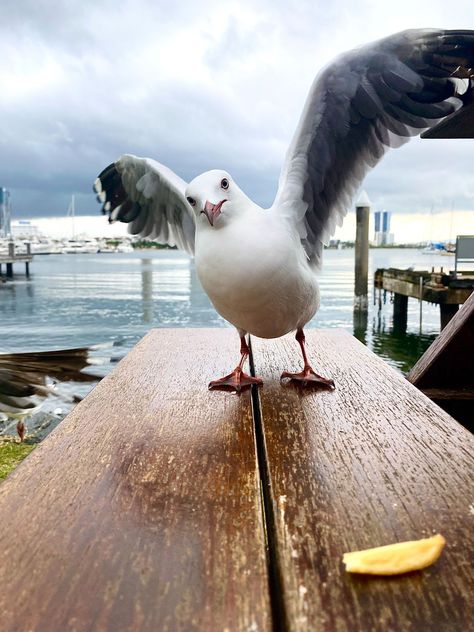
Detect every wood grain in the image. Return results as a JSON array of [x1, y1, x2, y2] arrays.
[[0, 329, 271, 632], [252, 330, 474, 632]]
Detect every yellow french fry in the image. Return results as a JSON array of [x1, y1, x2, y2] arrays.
[[343, 534, 446, 575]]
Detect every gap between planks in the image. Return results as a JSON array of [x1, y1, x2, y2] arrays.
[[249, 335, 290, 632]]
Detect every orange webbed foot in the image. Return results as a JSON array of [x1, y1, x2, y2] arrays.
[[209, 367, 263, 393], [280, 366, 335, 390]]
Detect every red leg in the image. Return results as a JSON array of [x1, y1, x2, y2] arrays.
[[280, 329, 335, 390], [209, 336, 263, 392]]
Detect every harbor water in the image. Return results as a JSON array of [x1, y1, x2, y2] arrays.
[[0, 248, 451, 438]]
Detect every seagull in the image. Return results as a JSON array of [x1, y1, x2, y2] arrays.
[[94, 29, 474, 392]]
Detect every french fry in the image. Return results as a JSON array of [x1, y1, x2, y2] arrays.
[[343, 534, 446, 575]]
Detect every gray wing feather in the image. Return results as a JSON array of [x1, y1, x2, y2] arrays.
[[94, 154, 195, 255], [273, 29, 474, 267]]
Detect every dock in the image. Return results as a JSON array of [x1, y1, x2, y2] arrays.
[[0, 241, 33, 278], [374, 267, 474, 330], [0, 329, 473, 631]]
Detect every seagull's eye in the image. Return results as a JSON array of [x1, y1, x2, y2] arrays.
[[186, 196, 196, 207], [220, 178, 229, 190]]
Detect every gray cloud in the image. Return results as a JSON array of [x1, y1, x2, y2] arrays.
[[1, 0, 474, 222]]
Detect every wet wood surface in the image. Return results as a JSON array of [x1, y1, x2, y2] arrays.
[[252, 330, 474, 632], [0, 329, 271, 632], [2, 328, 473, 631]]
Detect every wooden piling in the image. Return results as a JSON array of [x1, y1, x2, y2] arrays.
[[440, 303, 459, 330], [354, 191, 370, 311], [353, 309, 368, 345], [393, 293, 408, 332]]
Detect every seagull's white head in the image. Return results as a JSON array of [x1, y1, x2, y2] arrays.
[[185, 170, 249, 227]]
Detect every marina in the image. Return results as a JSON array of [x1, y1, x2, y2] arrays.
[[0, 236, 135, 258]]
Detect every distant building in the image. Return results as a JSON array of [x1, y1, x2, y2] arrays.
[[374, 209, 394, 245], [11, 220, 40, 239], [374, 210, 381, 233], [0, 188, 12, 237]]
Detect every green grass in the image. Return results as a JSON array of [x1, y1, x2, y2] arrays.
[[0, 441, 35, 481]]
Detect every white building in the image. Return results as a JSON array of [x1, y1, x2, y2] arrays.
[[11, 220, 41, 239]]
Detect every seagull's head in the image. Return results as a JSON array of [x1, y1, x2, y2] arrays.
[[185, 170, 248, 227]]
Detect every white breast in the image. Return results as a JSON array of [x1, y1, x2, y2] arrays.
[[195, 210, 319, 338]]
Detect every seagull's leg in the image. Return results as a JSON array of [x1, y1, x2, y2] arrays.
[[281, 328, 335, 389], [209, 335, 263, 392]]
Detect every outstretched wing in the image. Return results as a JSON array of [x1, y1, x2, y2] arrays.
[[273, 29, 474, 267], [94, 154, 195, 255]]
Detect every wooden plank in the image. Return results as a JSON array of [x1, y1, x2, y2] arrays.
[[380, 277, 424, 298], [421, 388, 474, 400], [407, 289, 474, 389], [381, 276, 471, 305], [0, 255, 33, 263], [0, 329, 271, 632], [252, 330, 474, 632], [421, 101, 474, 138], [407, 290, 474, 427]]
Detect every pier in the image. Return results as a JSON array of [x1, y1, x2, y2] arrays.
[[0, 241, 33, 278], [374, 267, 474, 330]]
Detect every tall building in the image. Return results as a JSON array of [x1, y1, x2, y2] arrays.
[[0, 188, 12, 237], [374, 209, 394, 245], [374, 210, 381, 233]]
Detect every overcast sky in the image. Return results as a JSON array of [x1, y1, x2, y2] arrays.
[[2, 0, 474, 237]]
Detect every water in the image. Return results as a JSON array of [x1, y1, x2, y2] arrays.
[[1, 248, 450, 438], [0, 248, 448, 365]]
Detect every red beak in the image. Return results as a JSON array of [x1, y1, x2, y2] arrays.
[[202, 200, 226, 226]]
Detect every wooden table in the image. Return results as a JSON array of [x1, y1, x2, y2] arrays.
[[0, 329, 473, 631]]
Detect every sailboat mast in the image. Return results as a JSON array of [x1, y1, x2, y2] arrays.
[[67, 194, 76, 239]]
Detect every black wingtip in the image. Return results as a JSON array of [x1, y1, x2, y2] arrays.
[[97, 162, 118, 182], [94, 162, 123, 218]]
